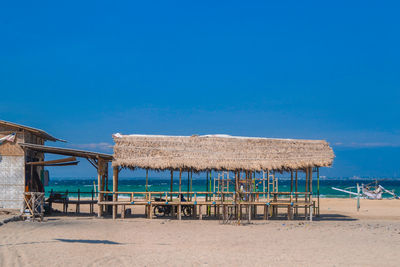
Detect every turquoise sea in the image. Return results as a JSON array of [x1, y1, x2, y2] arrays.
[[45, 177, 400, 199]]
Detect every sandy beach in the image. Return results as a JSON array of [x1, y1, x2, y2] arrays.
[[0, 198, 399, 267]]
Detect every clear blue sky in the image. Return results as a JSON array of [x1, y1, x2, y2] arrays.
[[1, 1, 399, 178]]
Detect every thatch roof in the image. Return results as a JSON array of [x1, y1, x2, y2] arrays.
[[112, 134, 334, 172]]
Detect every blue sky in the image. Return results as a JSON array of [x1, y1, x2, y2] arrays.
[[1, 1, 399, 178]]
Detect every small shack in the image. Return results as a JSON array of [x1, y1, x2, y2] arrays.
[[0, 120, 112, 212], [104, 134, 334, 221], [0, 120, 65, 209]]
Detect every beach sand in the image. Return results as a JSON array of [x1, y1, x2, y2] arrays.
[[1, 198, 400, 266]]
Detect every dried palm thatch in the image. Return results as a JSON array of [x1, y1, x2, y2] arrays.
[[112, 134, 334, 172]]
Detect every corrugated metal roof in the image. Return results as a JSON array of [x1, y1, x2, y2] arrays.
[[0, 120, 65, 142], [19, 143, 113, 160]]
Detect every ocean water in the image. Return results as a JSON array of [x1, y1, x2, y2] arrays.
[[45, 177, 400, 198]]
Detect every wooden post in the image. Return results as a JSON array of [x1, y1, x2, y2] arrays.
[[90, 189, 94, 214], [178, 168, 182, 220], [309, 167, 313, 220], [309, 167, 313, 194], [77, 188, 80, 213], [238, 203, 241, 225], [112, 166, 119, 220], [193, 194, 197, 219], [170, 170, 173, 202], [199, 205, 202, 220], [262, 171, 266, 199], [178, 169, 182, 194], [148, 192, 152, 219], [317, 167, 320, 217], [264, 205, 267, 220], [290, 170, 293, 193], [206, 171, 209, 202], [273, 171, 276, 192], [97, 159, 104, 218], [145, 169, 149, 192], [65, 190, 68, 213], [234, 171, 238, 219], [105, 165, 109, 191], [208, 171, 212, 216], [305, 168, 309, 193], [295, 170, 298, 217], [178, 203, 181, 220], [190, 169, 193, 201], [305, 169, 308, 219], [187, 170, 190, 200], [121, 205, 125, 219]]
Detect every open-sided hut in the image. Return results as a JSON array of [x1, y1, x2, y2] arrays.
[[112, 134, 334, 171], [106, 134, 334, 221]]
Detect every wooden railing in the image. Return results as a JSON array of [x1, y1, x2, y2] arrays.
[[98, 191, 313, 205], [97, 190, 315, 221], [47, 189, 97, 214]]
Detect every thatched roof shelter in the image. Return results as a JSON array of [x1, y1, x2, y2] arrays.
[[112, 134, 334, 172]]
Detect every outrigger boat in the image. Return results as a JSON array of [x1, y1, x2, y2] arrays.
[[332, 179, 399, 200]]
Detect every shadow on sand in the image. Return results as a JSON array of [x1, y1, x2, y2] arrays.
[[0, 239, 125, 248], [317, 214, 357, 221], [54, 239, 121, 245]]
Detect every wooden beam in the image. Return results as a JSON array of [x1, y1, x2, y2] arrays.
[[30, 161, 79, 167], [26, 157, 77, 165], [87, 158, 98, 169]]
